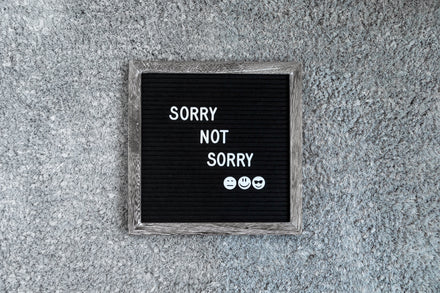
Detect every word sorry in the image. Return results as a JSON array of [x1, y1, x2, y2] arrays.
[[169, 106, 217, 121], [207, 152, 254, 167], [169, 106, 254, 167]]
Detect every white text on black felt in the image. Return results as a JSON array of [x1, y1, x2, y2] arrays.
[[169, 106, 254, 167]]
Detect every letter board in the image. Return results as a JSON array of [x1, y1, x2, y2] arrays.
[[128, 61, 302, 235]]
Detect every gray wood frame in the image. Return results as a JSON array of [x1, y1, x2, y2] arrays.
[[128, 61, 302, 235]]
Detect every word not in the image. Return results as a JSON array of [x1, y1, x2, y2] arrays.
[[200, 129, 229, 144], [169, 106, 217, 121], [207, 152, 253, 167]]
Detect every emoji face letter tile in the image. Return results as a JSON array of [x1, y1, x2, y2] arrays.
[[223, 177, 236, 190]]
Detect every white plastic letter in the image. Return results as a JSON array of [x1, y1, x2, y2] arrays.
[[169, 106, 178, 120], [200, 130, 209, 144], [220, 130, 229, 144], [217, 152, 225, 166], [245, 153, 254, 167], [227, 153, 236, 167], [237, 153, 245, 167], [190, 107, 199, 121], [207, 152, 216, 167], [210, 130, 220, 144], [209, 107, 218, 121], [200, 107, 209, 121], [180, 106, 189, 120]]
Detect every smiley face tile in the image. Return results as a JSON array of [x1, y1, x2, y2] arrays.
[[252, 176, 265, 190], [223, 176, 237, 190], [238, 176, 251, 190]]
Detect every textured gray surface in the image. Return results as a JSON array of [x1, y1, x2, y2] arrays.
[[1, 0, 439, 291]]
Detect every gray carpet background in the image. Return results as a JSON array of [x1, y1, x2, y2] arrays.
[[1, 0, 439, 291]]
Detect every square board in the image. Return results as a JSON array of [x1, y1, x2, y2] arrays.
[[128, 61, 302, 235]]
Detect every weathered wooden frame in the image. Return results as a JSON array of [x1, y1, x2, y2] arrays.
[[128, 61, 302, 235]]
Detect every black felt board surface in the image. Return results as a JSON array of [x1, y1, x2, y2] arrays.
[[141, 73, 290, 222]]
